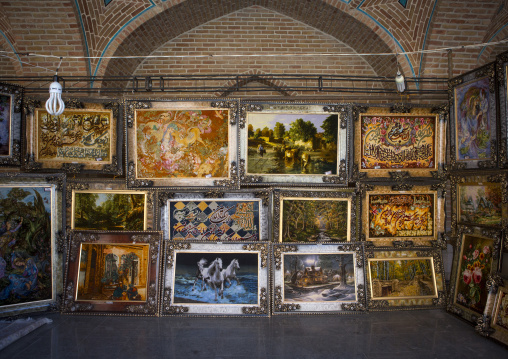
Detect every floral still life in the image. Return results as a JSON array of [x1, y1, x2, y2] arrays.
[[455, 235, 494, 314]]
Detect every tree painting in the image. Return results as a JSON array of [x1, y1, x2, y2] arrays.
[[281, 199, 349, 242], [73, 192, 146, 231], [459, 183, 503, 226]]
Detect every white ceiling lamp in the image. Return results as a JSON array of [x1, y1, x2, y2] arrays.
[[395, 55, 405, 92], [45, 58, 65, 116]]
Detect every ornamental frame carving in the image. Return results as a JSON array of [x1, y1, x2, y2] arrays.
[[23, 97, 123, 174], [448, 62, 499, 170], [496, 51, 508, 168], [0, 82, 23, 166], [62, 231, 162, 316], [271, 243, 366, 314], [484, 275, 508, 345], [239, 101, 350, 186], [161, 241, 270, 316], [0, 173, 65, 317], [125, 99, 239, 189]]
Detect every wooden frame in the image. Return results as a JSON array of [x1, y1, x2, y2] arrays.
[[159, 189, 270, 241], [0, 173, 65, 317], [126, 99, 239, 189], [24, 98, 122, 174], [449, 62, 498, 170], [161, 241, 269, 316], [62, 231, 162, 316], [240, 102, 349, 186], [496, 51, 508, 168], [272, 243, 366, 314], [273, 188, 358, 243], [365, 247, 445, 310], [0, 82, 22, 166]]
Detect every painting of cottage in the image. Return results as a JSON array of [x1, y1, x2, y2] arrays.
[[459, 183, 503, 226]]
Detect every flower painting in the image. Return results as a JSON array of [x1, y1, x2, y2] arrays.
[[360, 115, 436, 170], [455, 234, 494, 314], [0, 94, 11, 156], [458, 182, 504, 226], [135, 109, 229, 179]]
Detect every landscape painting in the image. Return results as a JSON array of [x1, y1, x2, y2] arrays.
[[36, 109, 113, 164], [0, 186, 53, 307], [360, 115, 436, 170], [169, 200, 260, 241], [282, 253, 356, 302], [454, 234, 495, 314], [247, 113, 338, 175], [454, 76, 493, 161], [368, 258, 437, 300], [280, 198, 349, 242], [76, 243, 149, 302], [368, 193, 434, 239], [135, 109, 229, 179], [72, 191, 146, 231], [458, 182, 504, 226], [0, 94, 11, 156], [172, 252, 258, 304]]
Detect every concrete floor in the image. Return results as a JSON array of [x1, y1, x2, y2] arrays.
[[1, 309, 507, 358]]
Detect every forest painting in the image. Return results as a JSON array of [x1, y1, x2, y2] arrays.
[[0, 186, 53, 306], [247, 113, 338, 175], [458, 183, 504, 226], [72, 191, 146, 231], [0, 94, 11, 156], [368, 258, 437, 300], [283, 254, 356, 302], [281, 198, 349, 242]]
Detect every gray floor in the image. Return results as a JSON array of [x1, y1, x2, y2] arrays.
[[1, 309, 507, 359]]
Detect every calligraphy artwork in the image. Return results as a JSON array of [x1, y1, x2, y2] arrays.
[[247, 113, 338, 175], [360, 114, 436, 170], [36, 109, 113, 164], [169, 200, 260, 241], [280, 198, 350, 242], [76, 243, 149, 302], [368, 193, 434, 239], [454, 76, 493, 161], [458, 182, 504, 227], [135, 109, 229, 179], [0, 94, 12, 156], [0, 186, 53, 307]]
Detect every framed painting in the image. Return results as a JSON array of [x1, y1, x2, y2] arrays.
[[273, 188, 358, 243], [448, 226, 502, 323], [62, 231, 162, 316], [484, 278, 508, 344], [161, 241, 269, 316], [160, 190, 269, 241], [126, 99, 239, 189], [0, 82, 22, 166], [24, 98, 122, 174], [272, 243, 366, 314], [0, 173, 65, 317], [453, 174, 507, 229], [355, 107, 445, 178], [365, 247, 445, 310], [67, 179, 155, 231], [449, 62, 498, 170], [239, 102, 349, 185], [496, 51, 508, 168], [363, 185, 444, 246]]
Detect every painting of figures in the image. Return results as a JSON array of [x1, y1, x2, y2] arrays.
[[169, 200, 260, 241], [36, 109, 113, 164], [173, 252, 258, 304], [360, 115, 436, 170], [283, 254, 356, 302], [368, 193, 434, 239], [454, 76, 493, 161], [0, 186, 52, 306], [72, 191, 146, 231], [135, 109, 229, 179], [458, 183, 504, 226], [368, 258, 437, 300], [454, 235, 495, 314], [0, 94, 11, 156], [76, 243, 149, 302], [247, 113, 338, 175], [281, 198, 349, 242]]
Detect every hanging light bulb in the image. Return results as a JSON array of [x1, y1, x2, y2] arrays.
[[395, 70, 405, 92], [45, 75, 65, 116]]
